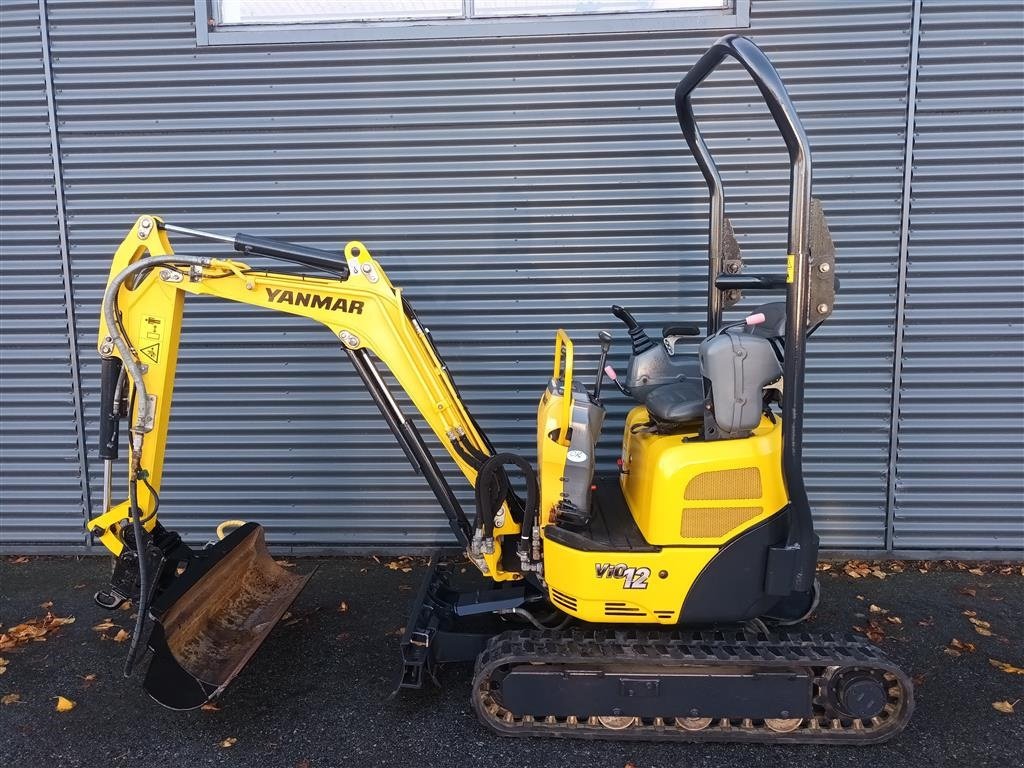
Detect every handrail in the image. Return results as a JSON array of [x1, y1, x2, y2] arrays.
[[553, 329, 575, 446], [674, 35, 818, 591]]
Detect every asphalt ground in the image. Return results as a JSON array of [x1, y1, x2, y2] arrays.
[[1, 555, 1021, 768]]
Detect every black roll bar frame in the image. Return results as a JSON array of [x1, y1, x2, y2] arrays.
[[674, 35, 817, 591]]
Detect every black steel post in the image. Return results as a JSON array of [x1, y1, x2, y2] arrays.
[[346, 348, 472, 547]]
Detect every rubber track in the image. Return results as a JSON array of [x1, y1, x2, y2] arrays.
[[471, 628, 914, 744]]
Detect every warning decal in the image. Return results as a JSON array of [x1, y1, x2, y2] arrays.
[[140, 343, 160, 364]]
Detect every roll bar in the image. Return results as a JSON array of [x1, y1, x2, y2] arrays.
[[674, 35, 818, 593]]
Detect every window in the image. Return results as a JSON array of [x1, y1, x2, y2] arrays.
[[198, 0, 749, 45]]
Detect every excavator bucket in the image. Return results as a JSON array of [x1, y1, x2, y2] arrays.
[[142, 523, 311, 710]]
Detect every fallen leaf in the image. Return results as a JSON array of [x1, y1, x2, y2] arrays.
[[201, 702, 221, 712], [625, 763, 638, 768], [39, 601, 53, 609], [886, 616, 903, 625], [337, 601, 349, 613], [968, 617, 991, 629], [93, 618, 118, 632], [80, 674, 97, 688], [112, 629, 130, 643], [871, 569, 887, 580], [962, 610, 977, 618], [1, 693, 22, 705], [219, 737, 237, 748], [0, 656, 8, 674], [55, 696, 76, 712], [275, 560, 296, 568], [968, 568, 985, 576], [945, 638, 977, 656], [989, 659, 1024, 675], [9, 556, 29, 564], [869, 604, 888, 615], [1, 613, 75, 652], [816, 562, 833, 572], [118, 601, 132, 611], [918, 617, 934, 627], [992, 700, 1016, 714], [958, 587, 977, 598]]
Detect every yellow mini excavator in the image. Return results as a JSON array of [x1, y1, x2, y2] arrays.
[[88, 36, 913, 743]]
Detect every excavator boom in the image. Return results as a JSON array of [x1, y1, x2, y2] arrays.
[[90, 219, 520, 707]]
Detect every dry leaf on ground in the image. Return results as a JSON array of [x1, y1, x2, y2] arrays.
[[945, 638, 977, 656], [0, 612, 76, 652], [220, 737, 237, 748], [55, 696, 76, 712], [9, 556, 29, 564], [958, 587, 977, 598], [275, 560, 296, 568], [337, 601, 349, 613], [201, 702, 221, 712], [0, 656, 8, 674], [39, 601, 53, 609], [989, 659, 1024, 675], [1, 693, 22, 705], [992, 700, 1016, 714], [113, 629, 130, 643], [92, 618, 118, 632]]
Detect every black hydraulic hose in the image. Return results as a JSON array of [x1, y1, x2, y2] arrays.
[[472, 454, 538, 553], [123, 476, 147, 677], [451, 437, 484, 471]]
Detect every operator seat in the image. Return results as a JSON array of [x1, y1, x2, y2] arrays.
[[644, 379, 705, 423]]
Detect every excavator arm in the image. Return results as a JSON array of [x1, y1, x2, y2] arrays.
[[87, 216, 538, 709], [89, 215, 523, 580]]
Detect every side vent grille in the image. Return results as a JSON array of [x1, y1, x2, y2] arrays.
[[550, 589, 577, 611], [654, 610, 675, 620], [684, 467, 762, 500], [681, 506, 763, 538], [604, 601, 646, 618]]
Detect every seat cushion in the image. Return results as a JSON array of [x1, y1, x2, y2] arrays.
[[644, 380, 705, 424]]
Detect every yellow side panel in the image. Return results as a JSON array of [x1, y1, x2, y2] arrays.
[[536, 385, 568, 524], [621, 408, 787, 547], [542, 537, 717, 624]]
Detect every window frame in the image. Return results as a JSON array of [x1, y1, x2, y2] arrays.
[[194, 0, 749, 46]]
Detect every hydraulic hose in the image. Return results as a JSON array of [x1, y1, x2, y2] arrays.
[[122, 474, 146, 677], [472, 454, 538, 556], [101, 254, 209, 675]]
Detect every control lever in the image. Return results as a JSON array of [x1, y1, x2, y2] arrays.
[[592, 330, 613, 403], [610, 305, 655, 355], [602, 365, 630, 397]]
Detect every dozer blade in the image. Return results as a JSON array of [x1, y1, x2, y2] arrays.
[[142, 523, 311, 710]]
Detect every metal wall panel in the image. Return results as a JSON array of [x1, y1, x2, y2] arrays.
[[0, 1, 85, 546], [45, 0, 914, 550], [893, 1, 1024, 551]]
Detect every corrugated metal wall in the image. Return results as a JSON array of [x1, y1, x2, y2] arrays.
[[892, 1, 1024, 551], [45, 0, 913, 551], [1, 0, 1020, 555], [0, 1, 87, 546]]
